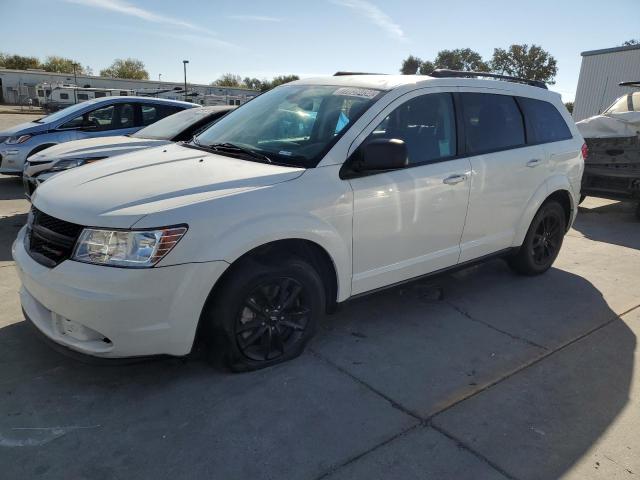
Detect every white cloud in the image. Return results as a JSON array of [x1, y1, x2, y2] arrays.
[[65, 0, 212, 34], [330, 0, 407, 42], [227, 15, 282, 22]]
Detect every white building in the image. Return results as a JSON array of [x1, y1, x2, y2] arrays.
[[0, 68, 258, 106], [573, 44, 640, 121]]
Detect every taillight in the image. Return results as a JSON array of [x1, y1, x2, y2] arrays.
[[581, 143, 588, 160]]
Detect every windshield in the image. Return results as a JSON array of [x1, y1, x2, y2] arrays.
[[132, 107, 211, 140], [605, 92, 640, 114], [35, 100, 103, 124], [194, 84, 383, 167]]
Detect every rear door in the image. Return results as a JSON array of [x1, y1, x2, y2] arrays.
[[457, 90, 548, 262]]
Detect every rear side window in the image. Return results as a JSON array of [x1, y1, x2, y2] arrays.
[[518, 97, 572, 144], [460, 93, 525, 155], [140, 104, 184, 126]]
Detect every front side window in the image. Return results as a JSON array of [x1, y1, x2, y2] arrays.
[[460, 93, 525, 154], [195, 85, 383, 167], [362, 93, 457, 165], [519, 97, 572, 144], [60, 105, 115, 130]]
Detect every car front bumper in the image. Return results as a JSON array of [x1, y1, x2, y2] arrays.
[[12, 226, 229, 358], [0, 145, 28, 174]]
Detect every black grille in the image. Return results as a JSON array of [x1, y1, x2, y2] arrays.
[[26, 208, 84, 267]]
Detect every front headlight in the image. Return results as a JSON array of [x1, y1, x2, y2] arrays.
[[6, 134, 32, 144], [72, 226, 187, 268], [50, 157, 105, 172]]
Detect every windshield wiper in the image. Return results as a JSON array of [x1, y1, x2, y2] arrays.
[[205, 142, 272, 164]]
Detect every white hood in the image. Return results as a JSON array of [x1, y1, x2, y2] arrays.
[[32, 143, 305, 228], [576, 112, 640, 139], [28, 136, 170, 163]]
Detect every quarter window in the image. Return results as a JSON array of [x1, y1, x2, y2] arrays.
[[460, 93, 525, 154], [364, 93, 457, 165], [518, 97, 572, 144]]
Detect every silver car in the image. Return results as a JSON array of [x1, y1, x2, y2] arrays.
[[0, 96, 196, 175], [23, 106, 235, 198]]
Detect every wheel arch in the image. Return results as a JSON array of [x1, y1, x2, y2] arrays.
[[514, 177, 576, 246]]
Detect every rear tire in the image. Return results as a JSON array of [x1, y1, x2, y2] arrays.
[[508, 200, 566, 276], [203, 255, 325, 372]]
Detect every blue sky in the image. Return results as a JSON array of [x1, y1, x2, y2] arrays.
[[1, 0, 638, 101]]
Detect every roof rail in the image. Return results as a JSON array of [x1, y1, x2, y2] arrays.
[[430, 69, 547, 89], [619, 81, 640, 88], [333, 71, 385, 76]]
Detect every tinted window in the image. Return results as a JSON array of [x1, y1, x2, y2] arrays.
[[77, 93, 89, 100], [460, 93, 525, 154], [140, 104, 183, 126], [364, 93, 456, 165], [94, 92, 106, 98], [60, 93, 69, 100], [518, 97, 572, 143], [118, 103, 135, 128]]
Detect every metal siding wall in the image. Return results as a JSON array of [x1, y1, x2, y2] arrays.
[[573, 49, 640, 121]]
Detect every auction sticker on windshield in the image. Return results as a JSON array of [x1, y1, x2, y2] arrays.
[[333, 87, 379, 99]]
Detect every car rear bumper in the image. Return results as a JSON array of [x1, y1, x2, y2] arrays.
[[12, 226, 229, 358]]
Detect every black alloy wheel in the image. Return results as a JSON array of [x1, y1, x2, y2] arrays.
[[236, 277, 311, 362], [508, 200, 566, 275], [204, 255, 325, 372]]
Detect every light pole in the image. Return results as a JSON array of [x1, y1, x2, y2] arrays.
[[72, 63, 78, 104], [182, 60, 189, 102], [158, 73, 162, 82]]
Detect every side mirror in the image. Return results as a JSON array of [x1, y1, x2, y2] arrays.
[[353, 138, 408, 173]]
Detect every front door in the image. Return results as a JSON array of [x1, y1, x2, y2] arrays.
[[348, 90, 472, 295]]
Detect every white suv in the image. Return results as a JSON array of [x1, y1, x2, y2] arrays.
[[13, 72, 585, 371]]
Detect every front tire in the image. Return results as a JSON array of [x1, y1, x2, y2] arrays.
[[204, 256, 325, 372], [508, 200, 566, 276]]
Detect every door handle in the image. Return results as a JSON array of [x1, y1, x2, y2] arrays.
[[527, 158, 542, 168], [443, 174, 467, 185]]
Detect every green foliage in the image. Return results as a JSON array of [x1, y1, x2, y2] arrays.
[[100, 58, 149, 80], [0, 53, 41, 70], [434, 48, 490, 72], [262, 75, 299, 92], [42, 56, 91, 75], [622, 39, 639, 46], [490, 44, 557, 84], [214, 73, 243, 87], [400, 55, 423, 74], [564, 101, 574, 114], [400, 44, 557, 84]]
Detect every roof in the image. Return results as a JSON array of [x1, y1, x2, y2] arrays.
[[60, 95, 197, 109], [581, 44, 640, 57], [291, 74, 559, 98]]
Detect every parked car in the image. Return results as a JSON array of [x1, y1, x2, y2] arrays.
[[22, 106, 235, 198], [13, 71, 584, 371], [576, 82, 640, 219], [0, 96, 196, 175]]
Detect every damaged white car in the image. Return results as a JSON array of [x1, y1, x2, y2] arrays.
[[576, 82, 640, 219]]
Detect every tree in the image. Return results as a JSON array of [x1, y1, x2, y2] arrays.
[[265, 75, 299, 91], [214, 73, 243, 87], [491, 44, 557, 84], [243, 77, 263, 91], [0, 53, 40, 70], [418, 61, 436, 75], [42, 56, 91, 75], [622, 39, 639, 46], [400, 55, 423, 74], [433, 48, 489, 71], [100, 58, 149, 80], [564, 102, 574, 114]]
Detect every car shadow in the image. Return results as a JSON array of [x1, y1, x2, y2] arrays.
[[573, 199, 640, 250], [0, 175, 26, 201], [0, 256, 632, 479]]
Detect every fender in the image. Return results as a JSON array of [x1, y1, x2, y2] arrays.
[[513, 174, 576, 247], [203, 212, 352, 302]]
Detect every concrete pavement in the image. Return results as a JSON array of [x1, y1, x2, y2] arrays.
[[0, 171, 638, 479]]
